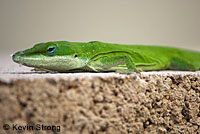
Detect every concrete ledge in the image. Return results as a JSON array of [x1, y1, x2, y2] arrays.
[[0, 72, 200, 134]]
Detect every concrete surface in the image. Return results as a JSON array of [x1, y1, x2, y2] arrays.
[[0, 56, 200, 134]]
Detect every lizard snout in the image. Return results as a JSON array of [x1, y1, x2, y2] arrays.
[[12, 51, 24, 63]]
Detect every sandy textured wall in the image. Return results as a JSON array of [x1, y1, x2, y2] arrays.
[[0, 73, 200, 134]]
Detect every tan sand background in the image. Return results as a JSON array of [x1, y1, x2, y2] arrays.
[[0, 0, 200, 56]]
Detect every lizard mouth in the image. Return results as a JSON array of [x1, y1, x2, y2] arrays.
[[12, 52, 83, 71]]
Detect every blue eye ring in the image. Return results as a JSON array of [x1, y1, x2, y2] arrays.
[[47, 46, 56, 56]]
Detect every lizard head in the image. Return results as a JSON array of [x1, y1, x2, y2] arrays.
[[12, 41, 86, 72]]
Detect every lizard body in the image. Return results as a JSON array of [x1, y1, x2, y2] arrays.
[[12, 41, 200, 73]]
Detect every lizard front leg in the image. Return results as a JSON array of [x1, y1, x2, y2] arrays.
[[87, 52, 138, 73]]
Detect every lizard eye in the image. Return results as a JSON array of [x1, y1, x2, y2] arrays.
[[47, 46, 56, 56]]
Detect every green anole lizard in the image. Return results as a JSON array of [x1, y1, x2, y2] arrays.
[[12, 41, 200, 73]]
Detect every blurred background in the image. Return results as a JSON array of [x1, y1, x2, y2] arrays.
[[0, 0, 200, 69]]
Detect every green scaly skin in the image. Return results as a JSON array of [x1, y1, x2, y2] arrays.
[[12, 41, 200, 73]]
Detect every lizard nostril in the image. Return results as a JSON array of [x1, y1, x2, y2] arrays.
[[10, 53, 14, 57]]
